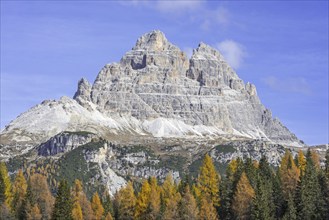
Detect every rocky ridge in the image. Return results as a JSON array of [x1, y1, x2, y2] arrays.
[[0, 30, 303, 159]]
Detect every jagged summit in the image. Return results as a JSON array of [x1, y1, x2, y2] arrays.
[[0, 30, 304, 159], [192, 42, 224, 61], [133, 30, 173, 51]]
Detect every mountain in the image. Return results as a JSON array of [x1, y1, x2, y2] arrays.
[[0, 30, 306, 195], [0, 30, 302, 157]]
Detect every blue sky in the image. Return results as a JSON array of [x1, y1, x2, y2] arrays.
[[1, 1, 328, 145]]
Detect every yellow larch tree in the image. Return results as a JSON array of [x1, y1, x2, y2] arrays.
[[279, 150, 300, 199], [197, 154, 220, 207], [297, 150, 306, 174], [161, 173, 181, 220], [0, 162, 12, 209], [91, 192, 104, 220], [179, 185, 199, 220], [11, 169, 27, 218], [135, 179, 151, 219], [28, 173, 54, 219], [72, 179, 93, 220], [115, 181, 136, 220], [232, 172, 255, 220], [147, 177, 161, 220], [199, 196, 219, 220]]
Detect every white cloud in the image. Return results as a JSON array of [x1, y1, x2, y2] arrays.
[[120, 1, 231, 30], [262, 76, 312, 95], [214, 6, 230, 26], [216, 40, 246, 69]]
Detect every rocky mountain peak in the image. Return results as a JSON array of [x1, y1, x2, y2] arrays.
[[132, 30, 174, 51], [192, 42, 224, 61], [73, 78, 91, 103], [0, 30, 305, 161]]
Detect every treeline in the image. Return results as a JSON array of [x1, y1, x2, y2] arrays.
[[1, 149, 329, 220]]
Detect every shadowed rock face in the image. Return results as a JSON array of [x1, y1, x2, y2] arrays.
[[0, 30, 303, 159]]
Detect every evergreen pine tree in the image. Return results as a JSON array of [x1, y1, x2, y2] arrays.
[[52, 180, 73, 220], [102, 193, 114, 220], [282, 193, 297, 220], [251, 156, 275, 220], [219, 176, 233, 220], [299, 149, 326, 219], [244, 158, 257, 188], [325, 149, 329, 179]]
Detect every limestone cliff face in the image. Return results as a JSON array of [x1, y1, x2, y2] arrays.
[[76, 30, 301, 145], [0, 30, 303, 159]]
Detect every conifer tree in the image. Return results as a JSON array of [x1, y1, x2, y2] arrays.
[[0, 162, 12, 208], [297, 150, 306, 175], [272, 170, 285, 218], [104, 212, 114, 220], [72, 179, 92, 220], [325, 149, 329, 179], [91, 192, 104, 220], [219, 159, 242, 220], [232, 172, 255, 220], [29, 204, 42, 220], [197, 154, 220, 207], [279, 150, 300, 200], [251, 156, 275, 220], [102, 192, 114, 220], [199, 196, 219, 220], [11, 169, 27, 218], [146, 177, 161, 220], [219, 176, 233, 220], [282, 193, 297, 220], [135, 180, 151, 219], [71, 202, 83, 220], [23, 173, 54, 219], [178, 185, 199, 220], [310, 150, 320, 170], [114, 181, 136, 220], [317, 170, 329, 219], [243, 158, 257, 188], [161, 174, 181, 220], [299, 149, 326, 219], [52, 180, 73, 220]]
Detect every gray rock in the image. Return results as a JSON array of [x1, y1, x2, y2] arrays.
[[0, 30, 304, 159]]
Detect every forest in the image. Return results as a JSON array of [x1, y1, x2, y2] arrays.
[[0, 148, 329, 220]]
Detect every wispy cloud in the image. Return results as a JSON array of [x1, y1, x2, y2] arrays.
[[120, 1, 230, 30], [262, 76, 312, 95], [216, 40, 247, 69]]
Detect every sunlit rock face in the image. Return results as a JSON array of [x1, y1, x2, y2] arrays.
[[0, 30, 303, 160]]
